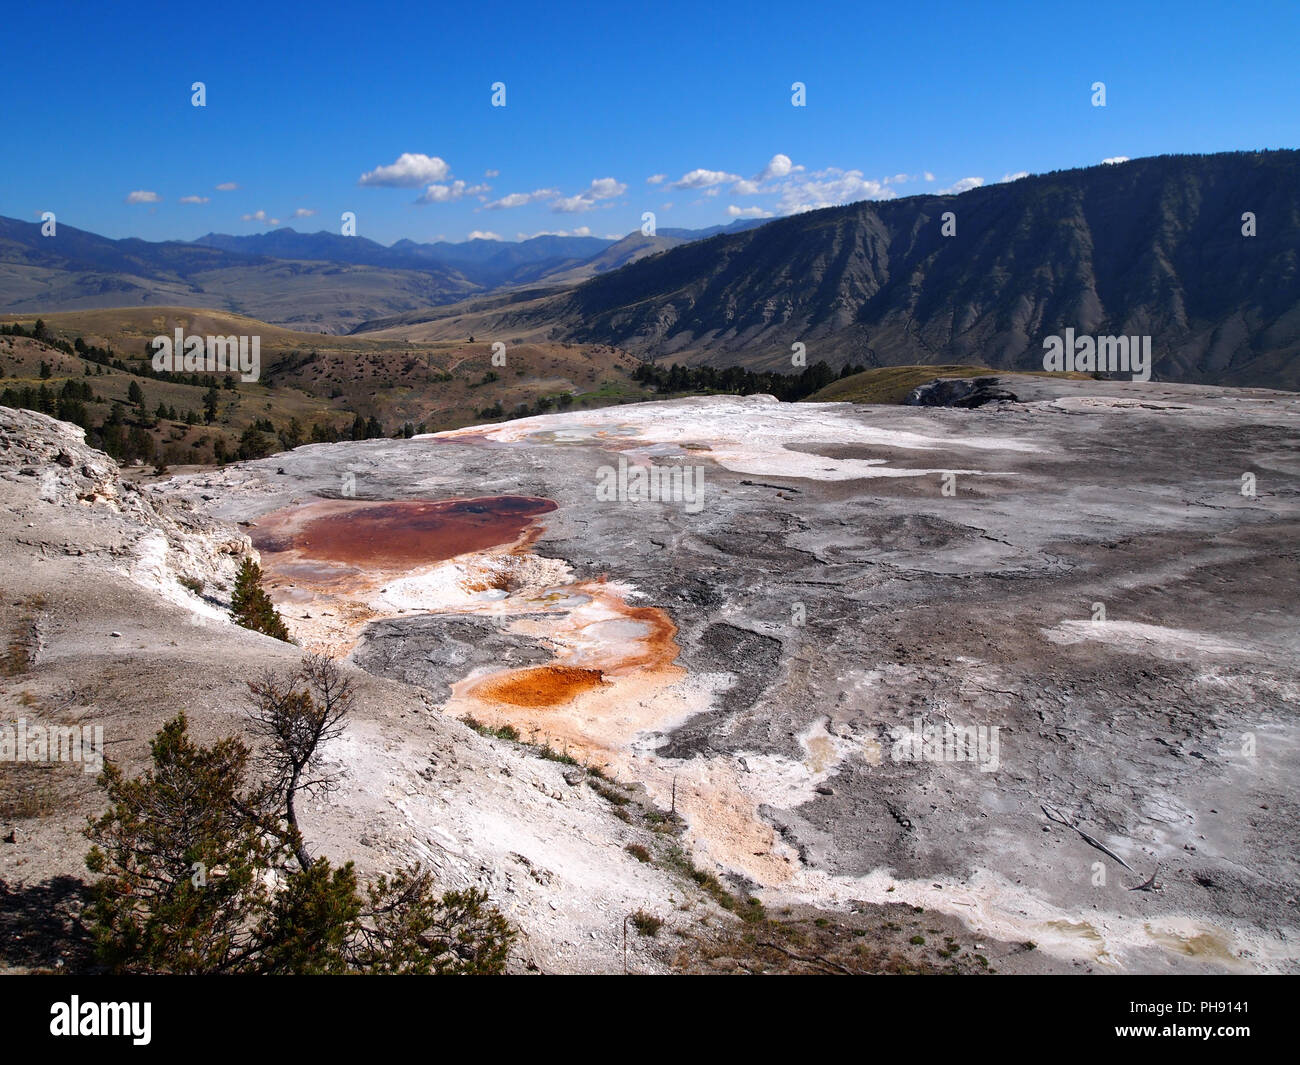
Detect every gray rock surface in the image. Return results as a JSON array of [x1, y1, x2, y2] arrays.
[[4, 377, 1299, 973]]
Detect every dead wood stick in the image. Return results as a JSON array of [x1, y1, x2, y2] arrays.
[[1041, 803, 1134, 871], [755, 941, 858, 975]]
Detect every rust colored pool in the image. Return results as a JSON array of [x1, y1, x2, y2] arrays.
[[251, 496, 556, 567], [471, 665, 607, 707]]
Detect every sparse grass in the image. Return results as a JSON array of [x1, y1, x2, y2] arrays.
[[675, 904, 1002, 976], [178, 576, 204, 596], [459, 716, 521, 742], [641, 808, 683, 834], [1, 595, 45, 677], [630, 911, 663, 937], [535, 743, 579, 766], [0, 763, 59, 819], [624, 843, 651, 863], [660, 844, 765, 922], [590, 780, 631, 806], [2, 633, 32, 677]]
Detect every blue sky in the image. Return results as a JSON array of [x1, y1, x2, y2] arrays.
[[3, 0, 1297, 246]]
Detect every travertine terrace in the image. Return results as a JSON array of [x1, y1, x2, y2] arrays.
[[4, 376, 1298, 973]]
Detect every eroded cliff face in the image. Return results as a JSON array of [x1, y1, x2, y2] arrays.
[[0, 406, 251, 612]]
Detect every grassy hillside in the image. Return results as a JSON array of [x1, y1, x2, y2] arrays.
[[0, 308, 651, 467], [807, 365, 1093, 405]]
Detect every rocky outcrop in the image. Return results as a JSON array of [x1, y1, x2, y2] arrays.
[[0, 405, 250, 608], [904, 376, 1021, 407]]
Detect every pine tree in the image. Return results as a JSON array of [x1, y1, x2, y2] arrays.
[[230, 558, 292, 642], [84, 693, 515, 973], [237, 424, 271, 460], [84, 713, 279, 973]]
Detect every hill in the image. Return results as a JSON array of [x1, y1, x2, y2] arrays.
[[386, 151, 1300, 390], [808, 365, 1098, 405], [0, 219, 771, 335], [0, 308, 649, 468]]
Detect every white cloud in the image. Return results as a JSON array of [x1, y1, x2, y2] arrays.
[[551, 178, 627, 213], [518, 226, 594, 239], [651, 156, 921, 217], [587, 177, 625, 199], [775, 168, 895, 214], [125, 190, 160, 204], [416, 180, 490, 204], [551, 195, 592, 213], [359, 153, 450, 187], [937, 176, 984, 195], [178, 195, 210, 205], [924, 172, 935, 182], [466, 230, 502, 241], [731, 154, 803, 196], [756, 154, 796, 181], [1101, 156, 1130, 165], [293, 207, 316, 217], [999, 171, 1029, 183], [484, 188, 560, 210], [672, 168, 742, 189], [646, 174, 666, 184], [215, 182, 239, 191], [242, 209, 280, 226], [484, 168, 500, 178]]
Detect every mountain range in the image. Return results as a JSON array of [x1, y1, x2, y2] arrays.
[[519, 151, 1300, 388], [2, 151, 1298, 389], [0, 214, 762, 332]]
